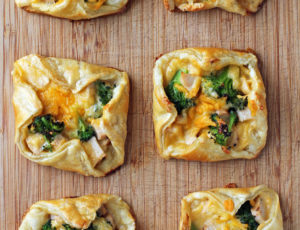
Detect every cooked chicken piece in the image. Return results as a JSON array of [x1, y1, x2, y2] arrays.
[[251, 197, 267, 224], [237, 107, 252, 122], [90, 119, 107, 140], [216, 109, 229, 116], [51, 134, 67, 150], [82, 137, 106, 167], [26, 133, 46, 154], [180, 73, 201, 98]]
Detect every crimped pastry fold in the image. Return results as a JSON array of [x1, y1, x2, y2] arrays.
[[180, 185, 283, 230], [13, 54, 129, 177], [19, 194, 135, 230], [164, 0, 264, 15], [153, 48, 267, 161], [15, 0, 128, 20]]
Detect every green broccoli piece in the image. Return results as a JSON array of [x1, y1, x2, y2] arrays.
[[42, 220, 56, 230], [190, 222, 198, 230], [96, 81, 113, 106], [236, 201, 259, 230], [208, 110, 238, 146], [165, 69, 195, 114], [228, 109, 238, 132], [209, 113, 230, 146], [77, 117, 95, 142], [28, 114, 64, 152], [202, 67, 248, 110], [62, 224, 79, 230], [42, 141, 53, 152], [87, 81, 113, 119], [230, 95, 248, 111]]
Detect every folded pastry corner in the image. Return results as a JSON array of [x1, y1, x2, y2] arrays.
[[15, 0, 128, 20], [153, 48, 267, 161], [163, 0, 265, 15], [19, 194, 136, 230], [180, 185, 283, 230], [13, 54, 129, 177]]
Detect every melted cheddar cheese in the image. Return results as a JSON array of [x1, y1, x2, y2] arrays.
[[37, 81, 97, 131], [37, 83, 75, 124]]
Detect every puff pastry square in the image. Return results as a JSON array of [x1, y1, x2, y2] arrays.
[[164, 0, 264, 15], [15, 0, 128, 20], [19, 194, 136, 230], [180, 185, 283, 230], [13, 54, 129, 177], [153, 48, 267, 161]]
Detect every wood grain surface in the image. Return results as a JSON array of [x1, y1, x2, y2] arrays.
[[1, 0, 299, 229]]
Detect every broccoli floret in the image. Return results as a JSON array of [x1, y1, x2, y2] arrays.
[[86, 81, 113, 119], [190, 222, 198, 230], [236, 201, 259, 230], [62, 224, 79, 230], [28, 114, 64, 152], [230, 95, 248, 111], [202, 67, 248, 110], [165, 69, 195, 114], [42, 220, 56, 230], [228, 109, 238, 132], [77, 117, 95, 142], [209, 114, 230, 146], [96, 81, 113, 106], [208, 110, 238, 146]]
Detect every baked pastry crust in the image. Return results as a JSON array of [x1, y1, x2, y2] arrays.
[[13, 54, 129, 177], [153, 48, 267, 161], [19, 194, 135, 230], [163, 0, 264, 15], [15, 0, 128, 20], [180, 185, 283, 230]]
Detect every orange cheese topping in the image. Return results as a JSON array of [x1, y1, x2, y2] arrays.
[[37, 83, 75, 125], [224, 199, 234, 212], [248, 99, 258, 116], [196, 95, 227, 114], [192, 95, 227, 130]]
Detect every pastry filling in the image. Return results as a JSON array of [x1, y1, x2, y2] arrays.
[[84, 0, 107, 10], [189, 197, 265, 230], [41, 205, 116, 230], [164, 65, 259, 153], [26, 80, 114, 163], [174, 0, 206, 7], [235, 201, 259, 230]]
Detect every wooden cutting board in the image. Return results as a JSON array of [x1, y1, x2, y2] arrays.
[[1, 0, 299, 229]]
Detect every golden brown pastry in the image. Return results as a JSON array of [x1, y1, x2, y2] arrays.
[[164, 0, 264, 15], [13, 54, 129, 177], [19, 194, 135, 230], [180, 185, 283, 230], [153, 48, 267, 161], [15, 0, 128, 20]]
